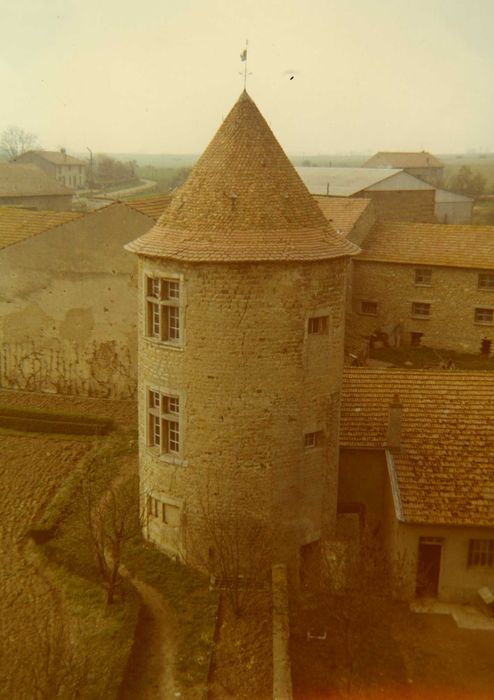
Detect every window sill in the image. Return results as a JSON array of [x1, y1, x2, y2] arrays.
[[358, 312, 378, 317], [410, 315, 431, 320], [478, 288, 494, 292], [474, 321, 494, 326], [414, 283, 432, 288], [146, 447, 187, 467], [144, 337, 184, 351]]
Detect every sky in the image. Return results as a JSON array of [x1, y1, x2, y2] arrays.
[[1, 0, 493, 155]]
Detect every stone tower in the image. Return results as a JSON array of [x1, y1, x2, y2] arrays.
[[125, 91, 358, 578]]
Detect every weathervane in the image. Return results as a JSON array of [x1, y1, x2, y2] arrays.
[[239, 40, 252, 89]]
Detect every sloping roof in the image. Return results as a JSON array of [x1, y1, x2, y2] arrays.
[[125, 194, 173, 220], [364, 151, 444, 169], [21, 150, 87, 166], [313, 196, 372, 237], [0, 207, 83, 250], [126, 91, 358, 262], [435, 188, 474, 204], [356, 221, 494, 270], [296, 167, 404, 196], [0, 163, 73, 197], [341, 368, 494, 526]]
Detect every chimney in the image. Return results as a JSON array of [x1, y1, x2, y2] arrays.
[[386, 393, 402, 452], [60, 147, 66, 161]]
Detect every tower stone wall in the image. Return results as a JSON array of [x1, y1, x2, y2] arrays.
[[138, 255, 349, 568]]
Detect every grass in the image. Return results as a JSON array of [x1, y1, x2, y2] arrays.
[[26, 431, 141, 699], [370, 345, 494, 370], [134, 165, 190, 195], [124, 538, 219, 689]]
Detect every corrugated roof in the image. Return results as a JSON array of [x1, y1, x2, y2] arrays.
[[314, 196, 372, 237], [20, 150, 87, 166], [126, 91, 359, 262], [296, 167, 404, 196], [125, 194, 173, 220], [364, 151, 444, 169], [357, 221, 494, 270], [0, 163, 73, 196], [0, 207, 83, 250], [341, 368, 494, 526]]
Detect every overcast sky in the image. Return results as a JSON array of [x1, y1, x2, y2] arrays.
[[1, 0, 493, 155]]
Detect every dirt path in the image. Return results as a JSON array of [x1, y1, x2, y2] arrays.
[[119, 572, 182, 699]]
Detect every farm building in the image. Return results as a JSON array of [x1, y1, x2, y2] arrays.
[[434, 188, 474, 224], [363, 151, 444, 187], [347, 220, 494, 354], [296, 166, 436, 223], [16, 149, 87, 189], [0, 162, 73, 210], [340, 369, 494, 604], [0, 202, 154, 398]]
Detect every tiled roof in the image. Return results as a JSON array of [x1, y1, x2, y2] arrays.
[[0, 207, 83, 250], [20, 150, 87, 166], [357, 221, 494, 270], [126, 91, 359, 262], [0, 163, 73, 196], [314, 196, 372, 237], [341, 368, 494, 526], [125, 194, 172, 220], [364, 151, 443, 169]]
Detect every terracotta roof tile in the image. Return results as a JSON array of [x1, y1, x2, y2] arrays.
[[341, 368, 494, 527], [364, 151, 443, 169], [314, 196, 372, 237], [358, 221, 494, 270], [0, 207, 83, 250], [125, 194, 172, 220], [126, 91, 359, 262]]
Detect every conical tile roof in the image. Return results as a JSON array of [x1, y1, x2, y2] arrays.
[[125, 91, 359, 262]]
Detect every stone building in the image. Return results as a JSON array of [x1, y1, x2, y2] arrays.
[[297, 167, 436, 223], [0, 202, 154, 398], [340, 368, 494, 603], [347, 221, 494, 354], [363, 151, 444, 187], [0, 162, 73, 210], [125, 91, 358, 577], [16, 149, 87, 189]]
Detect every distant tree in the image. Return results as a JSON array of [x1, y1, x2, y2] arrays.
[[0, 125, 38, 161], [94, 154, 137, 184], [448, 165, 486, 199]]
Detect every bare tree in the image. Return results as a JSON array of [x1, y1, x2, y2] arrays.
[[314, 523, 413, 696], [196, 479, 271, 617], [0, 125, 38, 161], [80, 473, 143, 605]]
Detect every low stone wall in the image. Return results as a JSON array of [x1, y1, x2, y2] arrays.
[[272, 563, 293, 700]]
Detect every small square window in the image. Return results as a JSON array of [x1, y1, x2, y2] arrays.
[[308, 316, 328, 335], [474, 307, 493, 324], [411, 302, 431, 317], [415, 269, 432, 286], [162, 502, 180, 527], [468, 539, 494, 567], [304, 431, 324, 448], [478, 273, 494, 290], [360, 301, 378, 316]]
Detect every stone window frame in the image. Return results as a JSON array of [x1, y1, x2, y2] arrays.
[[411, 301, 431, 319], [414, 268, 432, 287], [144, 272, 184, 348], [307, 315, 329, 335], [146, 492, 183, 532], [468, 539, 494, 568], [359, 300, 378, 316], [478, 272, 494, 291], [304, 430, 324, 449], [146, 386, 186, 465], [474, 307, 494, 325]]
